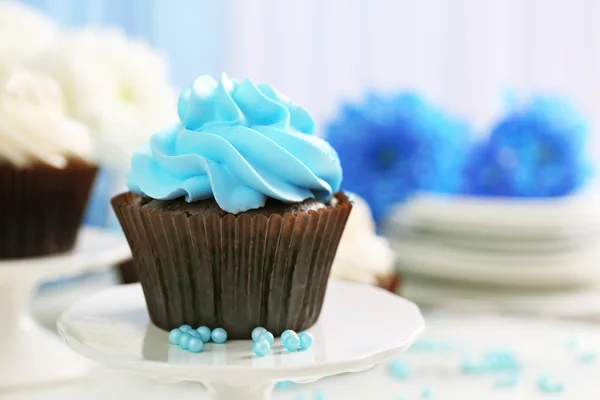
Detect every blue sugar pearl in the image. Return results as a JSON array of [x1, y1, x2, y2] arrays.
[[178, 332, 193, 350], [179, 325, 193, 333], [252, 327, 266, 342], [258, 331, 275, 345], [168, 329, 183, 345], [275, 381, 296, 391], [299, 332, 314, 350], [196, 326, 212, 343], [283, 333, 300, 352], [314, 390, 326, 400], [188, 330, 201, 339], [388, 359, 412, 380], [211, 328, 228, 344], [253, 339, 271, 357], [537, 374, 564, 393], [281, 329, 296, 342], [187, 337, 204, 353], [421, 387, 434, 399]]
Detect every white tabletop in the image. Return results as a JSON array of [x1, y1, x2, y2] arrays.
[[15, 275, 600, 400]]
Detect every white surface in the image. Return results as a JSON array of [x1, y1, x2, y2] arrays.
[[0, 228, 131, 389], [7, 313, 600, 400], [401, 276, 600, 321], [390, 192, 600, 239], [392, 238, 600, 288], [57, 280, 424, 400]]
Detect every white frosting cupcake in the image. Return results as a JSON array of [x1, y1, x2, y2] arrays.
[[0, 69, 94, 168], [330, 194, 396, 285]]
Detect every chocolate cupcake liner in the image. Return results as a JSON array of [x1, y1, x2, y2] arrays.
[[112, 192, 352, 339], [0, 161, 98, 258]]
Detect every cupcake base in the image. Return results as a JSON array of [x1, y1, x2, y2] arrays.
[[112, 192, 352, 339], [0, 160, 98, 259]]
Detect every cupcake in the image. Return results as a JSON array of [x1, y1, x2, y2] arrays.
[[112, 73, 352, 339], [0, 69, 98, 258]]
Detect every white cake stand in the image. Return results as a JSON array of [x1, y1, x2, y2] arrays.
[[57, 280, 424, 400], [0, 227, 131, 389]]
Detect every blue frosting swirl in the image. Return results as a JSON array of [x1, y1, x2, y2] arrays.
[[127, 74, 342, 213]]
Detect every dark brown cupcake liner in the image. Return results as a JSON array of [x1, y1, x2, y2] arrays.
[[0, 160, 98, 259], [112, 191, 352, 339]]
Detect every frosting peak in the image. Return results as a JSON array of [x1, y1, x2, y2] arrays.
[[128, 74, 342, 213], [177, 74, 315, 134]]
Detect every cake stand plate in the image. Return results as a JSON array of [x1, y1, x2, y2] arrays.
[[57, 280, 425, 400], [0, 227, 131, 389]]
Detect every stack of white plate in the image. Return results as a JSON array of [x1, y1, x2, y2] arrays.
[[385, 191, 600, 318]]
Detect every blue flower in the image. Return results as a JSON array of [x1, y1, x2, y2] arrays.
[[465, 96, 593, 197], [327, 93, 469, 227]]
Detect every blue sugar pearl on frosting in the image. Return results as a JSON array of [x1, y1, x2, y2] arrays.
[[258, 331, 274, 345], [179, 325, 193, 333], [253, 339, 271, 357], [284, 333, 300, 352], [178, 333, 193, 349], [168, 329, 183, 345], [187, 337, 204, 353], [252, 327, 266, 342], [196, 326, 212, 343], [281, 330, 296, 342], [211, 328, 228, 344], [299, 332, 314, 350]]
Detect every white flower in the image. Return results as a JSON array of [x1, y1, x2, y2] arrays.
[[35, 27, 177, 171], [0, 1, 57, 74], [330, 194, 396, 285]]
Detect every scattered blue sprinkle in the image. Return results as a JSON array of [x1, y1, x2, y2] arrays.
[[537, 374, 565, 394], [421, 387, 434, 399], [314, 390, 326, 400], [462, 349, 521, 375], [565, 334, 580, 350], [275, 381, 296, 391], [577, 350, 597, 364], [388, 358, 413, 380]]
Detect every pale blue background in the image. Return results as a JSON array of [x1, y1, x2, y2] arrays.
[[20, 0, 227, 88]]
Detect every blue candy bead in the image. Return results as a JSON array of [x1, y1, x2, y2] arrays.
[[179, 325, 193, 333], [251, 327, 267, 342], [258, 331, 274, 345], [281, 329, 296, 342], [283, 333, 300, 352], [189, 330, 201, 339], [196, 326, 212, 343], [178, 332, 193, 349], [253, 339, 271, 357], [211, 328, 228, 344], [299, 332, 314, 350], [168, 329, 183, 345], [187, 337, 204, 353]]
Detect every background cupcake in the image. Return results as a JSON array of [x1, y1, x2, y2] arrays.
[[0, 69, 97, 258], [112, 73, 352, 339], [330, 193, 397, 290]]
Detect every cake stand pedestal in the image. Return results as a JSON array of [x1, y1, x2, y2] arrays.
[[0, 227, 131, 389], [57, 280, 424, 400]]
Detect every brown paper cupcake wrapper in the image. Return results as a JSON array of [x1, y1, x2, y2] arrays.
[[112, 192, 352, 339], [0, 161, 98, 259]]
